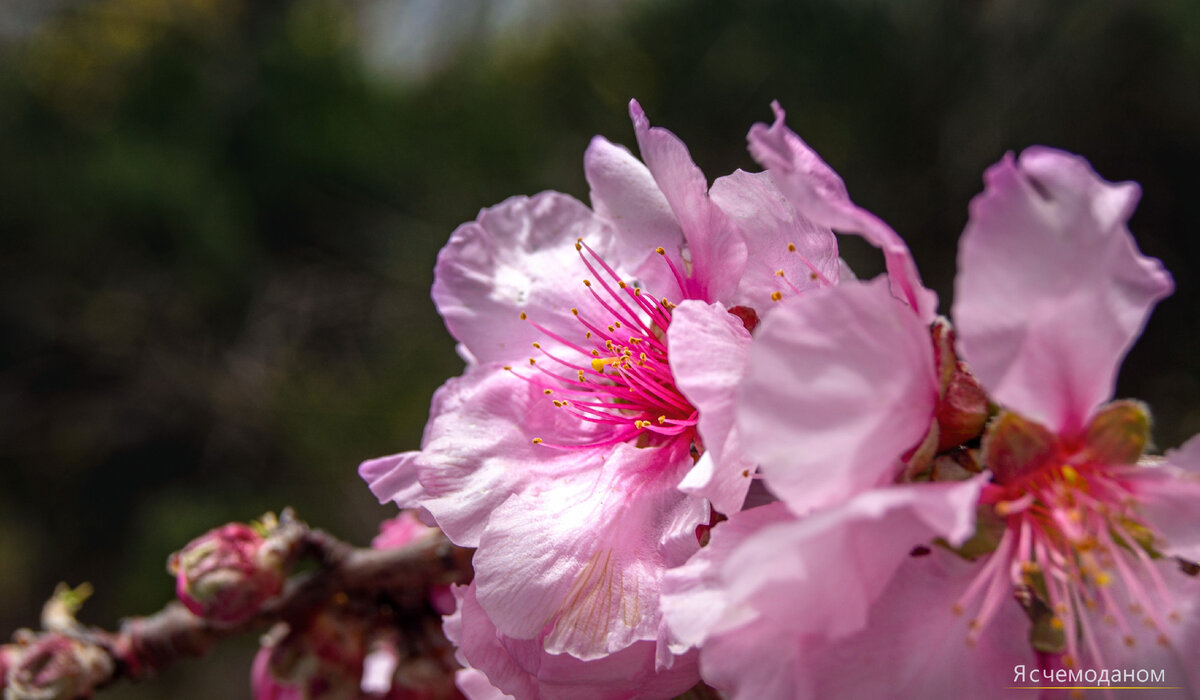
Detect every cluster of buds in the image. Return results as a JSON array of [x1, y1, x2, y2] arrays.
[[249, 512, 462, 700]]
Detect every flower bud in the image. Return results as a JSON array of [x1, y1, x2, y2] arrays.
[[372, 512, 455, 615], [931, 319, 989, 451], [169, 523, 286, 625], [5, 633, 112, 700], [254, 611, 367, 700], [1, 643, 18, 692], [370, 512, 437, 551]]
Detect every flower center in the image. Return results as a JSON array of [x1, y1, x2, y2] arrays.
[[507, 240, 699, 449], [954, 456, 1178, 668]]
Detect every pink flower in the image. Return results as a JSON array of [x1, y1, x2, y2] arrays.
[[360, 100, 839, 689], [662, 109, 1200, 697], [169, 522, 286, 625]]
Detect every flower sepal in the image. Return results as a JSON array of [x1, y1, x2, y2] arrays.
[[1082, 399, 1151, 466]]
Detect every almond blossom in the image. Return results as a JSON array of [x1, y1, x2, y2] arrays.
[[662, 109, 1200, 698], [360, 100, 838, 693]]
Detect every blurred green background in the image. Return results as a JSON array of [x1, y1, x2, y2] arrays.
[[1, 0, 1198, 697]]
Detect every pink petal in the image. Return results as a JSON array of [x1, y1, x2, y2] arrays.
[[709, 169, 839, 308], [738, 277, 939, 514], [473, 440, 706, 659], [696, 622, 801, 700], [584, 135, 685, 296], [668, 300, 756, 515], [450, 583, 700, 700], [455, 669, 516, 700], [953, 148, 1173, 436], [432, 191, 611, 365], [629, 100, 747, 302], [415, 365, 611, 547], [358, 452, 424, 507], [806, 549, 1035, 700], [1095, 560, 1200, 693], [747, 102, 936, 320], [721, 480, 985, 641], [661, 502, 795, 651], [446, 584, 538, 700], [680, 488, 1014, 700], [1135, 435, 1200, 562]]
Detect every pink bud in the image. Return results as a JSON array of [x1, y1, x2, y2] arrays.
[[930, 319, 989, 451], [1, 643, 17, 691], [5, 633, 112, 700], [169, 523, 285, 625], [254, 612, 367, 700], [372, 513, 455, 616], [370, 512, 437, 551], [251, 644, 303, 700], [935, 362, 989, 451]]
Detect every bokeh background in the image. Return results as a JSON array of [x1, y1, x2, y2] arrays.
[[2, 0, 1198, 697]]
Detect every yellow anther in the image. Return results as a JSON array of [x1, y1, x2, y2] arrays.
[[571, 308, 579, 316], [520, 311, 527, 320], [1050, 617, 1064, 630], [529, 358, 537, 365], [658, 415, 667, 424], [583, 280, 592, 287], [585, 331, 592, 339], [655, 247, 666, 255], [553, 400, 564, 407], [532, 342, 541, 349], [634, 288, 642, 296], [771, 291, 783, 301], [605, 340, 614, 350], [575, 242, 582, 251], [615, 321, 622, 328], [787, 242, 796, 252], [1062, 464, 1080, 485], [591, 350, 600, 356], [543, 389, 552, 395], [503, 365, 512, 371], [618, 280, 627, 288], [532, 438, 543, 444], [776, 269, 786, 277], [809, 272, 819, 281], [577, 370, 585, 382]]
